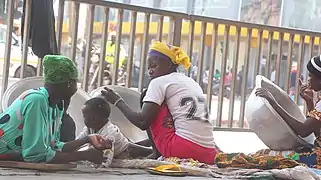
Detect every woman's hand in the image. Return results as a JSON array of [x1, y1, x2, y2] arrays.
[[255, 88, 276, 105], [85, 148, 104, 164], [88, 134, 112, 150], [299, 79, 313, 104], [101, 87, 122, 105]]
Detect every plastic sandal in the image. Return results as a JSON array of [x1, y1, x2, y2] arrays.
[[146, 164, 188, 177]]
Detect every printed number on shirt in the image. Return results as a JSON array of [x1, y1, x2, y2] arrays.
[[179, 96, 209, 121]]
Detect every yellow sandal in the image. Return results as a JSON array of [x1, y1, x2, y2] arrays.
[[146, 164, 188, 177]]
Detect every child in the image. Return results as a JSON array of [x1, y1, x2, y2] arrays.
[[77, 96, 153, 159]]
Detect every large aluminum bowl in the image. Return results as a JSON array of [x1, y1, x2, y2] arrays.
[[245, 75, 315, 150], [1, 76, 90, 135], [90, 86, 148, 143]]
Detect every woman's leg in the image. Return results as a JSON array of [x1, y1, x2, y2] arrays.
[[114, 143, 153, 159], [127, 143, 153, 158], [132, 129, 161, 159]]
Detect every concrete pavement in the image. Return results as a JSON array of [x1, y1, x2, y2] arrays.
[[0, 166, 214, 180]]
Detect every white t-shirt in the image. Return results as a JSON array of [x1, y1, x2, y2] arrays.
[[143, 72, 216, 148], [77, 121, 129, 156]]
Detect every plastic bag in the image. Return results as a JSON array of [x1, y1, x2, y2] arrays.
[[101, 136, 115, 167]]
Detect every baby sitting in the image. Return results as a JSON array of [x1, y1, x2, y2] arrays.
[[77, 97, 153, 160]]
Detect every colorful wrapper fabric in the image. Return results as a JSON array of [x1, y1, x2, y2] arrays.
[[215, 153, 301, 170]]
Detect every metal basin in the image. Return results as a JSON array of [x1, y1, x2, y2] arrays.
[[1, 76, 90, 135], [245, 75, 315, 150], [90, 86, 148, 143]]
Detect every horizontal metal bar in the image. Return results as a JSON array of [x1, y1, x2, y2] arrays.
[[190, 15, 321, 38], [213, 127, 252, 132], [66, 0, 187, 18]]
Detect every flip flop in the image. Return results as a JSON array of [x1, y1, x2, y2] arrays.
[[146, 164, 188, 177]]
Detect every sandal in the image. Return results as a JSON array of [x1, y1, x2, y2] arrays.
[[146, 164, 188, 177]]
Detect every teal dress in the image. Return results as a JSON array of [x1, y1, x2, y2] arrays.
[[0, 87, 65, 162]]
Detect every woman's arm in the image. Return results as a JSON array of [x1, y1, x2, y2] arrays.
[[269, 101, 321, 137], [116, 100, 160, 130], [102, 80, 164, 130]]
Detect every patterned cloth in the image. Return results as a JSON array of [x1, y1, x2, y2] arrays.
[[148, 41, 191, 69], [43, 55, 78, 84], [0, 88, 65, 162], [215, 153, 301, 170], [161, 157, 209, 168]]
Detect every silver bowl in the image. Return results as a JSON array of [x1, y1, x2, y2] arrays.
[[245, 75, 315, 150]]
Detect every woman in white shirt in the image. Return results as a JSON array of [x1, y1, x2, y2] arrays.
[[101, 41, 217, 164]]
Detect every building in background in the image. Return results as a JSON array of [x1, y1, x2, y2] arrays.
[[240, 0, 282, 26], [282, 0, 321, 31]]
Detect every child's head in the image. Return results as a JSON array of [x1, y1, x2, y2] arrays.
[[82, 96, 111, 129]]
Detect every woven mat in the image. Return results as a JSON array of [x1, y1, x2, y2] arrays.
[[110, 159, 321, 180]]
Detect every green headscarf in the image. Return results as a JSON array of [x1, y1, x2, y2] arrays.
[[43, 55, 78, 84]]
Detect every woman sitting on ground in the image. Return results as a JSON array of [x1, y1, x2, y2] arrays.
[[215, 55, 321, 169], [101, 41, 217, 164], [0, 55, 110, 164], [256, 55, 321, 147]]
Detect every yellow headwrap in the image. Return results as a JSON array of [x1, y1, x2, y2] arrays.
[[149, 41, 191, 69]]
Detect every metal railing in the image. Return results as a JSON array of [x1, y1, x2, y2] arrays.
[[3, 0, 321, 132]]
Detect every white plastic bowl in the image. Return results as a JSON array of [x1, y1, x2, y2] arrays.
[[1, 76, 90, 135], [245, 75, 315, 150], [90, 86, 148, 143]]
